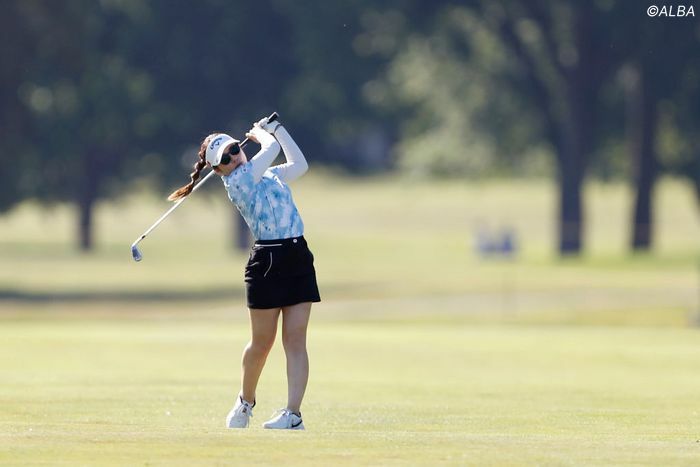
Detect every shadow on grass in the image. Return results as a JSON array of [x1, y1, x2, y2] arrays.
[[0, 281, 369, 304], [0, 287, 245, 303]]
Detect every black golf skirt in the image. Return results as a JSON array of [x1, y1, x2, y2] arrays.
[[244, 236, 321, 309]]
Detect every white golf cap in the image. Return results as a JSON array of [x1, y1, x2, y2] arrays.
[[205, 133, 239, 166]]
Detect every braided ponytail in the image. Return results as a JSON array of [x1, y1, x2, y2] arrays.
[[167, 134, 214, 202]]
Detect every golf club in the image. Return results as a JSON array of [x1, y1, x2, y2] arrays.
[[131, 112, 278, 262]]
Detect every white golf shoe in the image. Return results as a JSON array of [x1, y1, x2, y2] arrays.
[[262, 409, 305, 430], [226, 395, 255, 428]]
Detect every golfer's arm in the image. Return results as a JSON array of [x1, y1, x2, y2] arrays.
[[250, 131, 281, 183], [271, 126, 308, 182]]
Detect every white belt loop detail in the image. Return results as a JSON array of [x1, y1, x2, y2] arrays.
[[263, 251, 273, 277]]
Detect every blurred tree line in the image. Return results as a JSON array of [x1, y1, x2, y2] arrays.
[[1, 0, 698, 255]]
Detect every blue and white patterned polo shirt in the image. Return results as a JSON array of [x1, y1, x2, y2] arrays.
[[222, 162, 304, 240]]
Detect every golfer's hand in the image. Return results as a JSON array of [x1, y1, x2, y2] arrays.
[[255, 115, 281, 134], [246, 125, 268, 144]]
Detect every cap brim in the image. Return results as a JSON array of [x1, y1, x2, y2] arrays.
[[207, 135, 240, 166]]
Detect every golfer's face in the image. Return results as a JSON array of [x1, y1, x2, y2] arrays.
[[227, 143, 246, 169], [211, 144, 246, 176]]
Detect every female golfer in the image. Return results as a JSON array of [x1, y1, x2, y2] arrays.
[[169, 116, 320, 430]]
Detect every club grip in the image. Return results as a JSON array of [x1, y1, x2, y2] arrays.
[[239, 112, 279, 150]]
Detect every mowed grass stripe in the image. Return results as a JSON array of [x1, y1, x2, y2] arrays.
[[1, 316, 699, 465]]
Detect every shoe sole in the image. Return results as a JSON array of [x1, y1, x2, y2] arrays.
[[262, 424, 304, 430]]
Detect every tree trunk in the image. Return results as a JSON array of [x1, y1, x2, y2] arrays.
[[556, 3, 595, 256], [629, 69, 658, 251], [558, 150, 584, 254], [557, 78, 591, 256], [557, 96, 586, 255], [78, 195, 94, 251], [77, 151, 99, 251], [496, 4, 598, 256], [694, 171, 700, 212]]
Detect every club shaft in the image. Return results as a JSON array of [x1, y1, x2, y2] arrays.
[[131, 135, 255, 248], [136, 169, 218, 244], [130, 110, 277, 258]]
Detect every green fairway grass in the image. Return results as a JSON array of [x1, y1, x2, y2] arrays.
[[1, 175, 699, 464], [1, 311, 699, 465]]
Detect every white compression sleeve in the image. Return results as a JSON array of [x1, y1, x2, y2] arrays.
[[271, 126, 308, 183], [249, 129, 281, 183]]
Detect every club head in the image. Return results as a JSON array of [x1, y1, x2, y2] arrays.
[[131, 244, 143, 262]]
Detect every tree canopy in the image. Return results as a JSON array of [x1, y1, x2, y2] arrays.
[[1, 0, 698, 254]]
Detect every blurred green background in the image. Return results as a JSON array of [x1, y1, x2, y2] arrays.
[[1, 1, 700, 465]]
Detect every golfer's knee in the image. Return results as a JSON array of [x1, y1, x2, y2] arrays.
[[282, 330, 306, 354], [248, 335, 275, 355]]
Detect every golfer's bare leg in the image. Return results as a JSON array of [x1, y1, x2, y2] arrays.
[[241, 308, 280, 403], [281, 302, 312, 414]]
